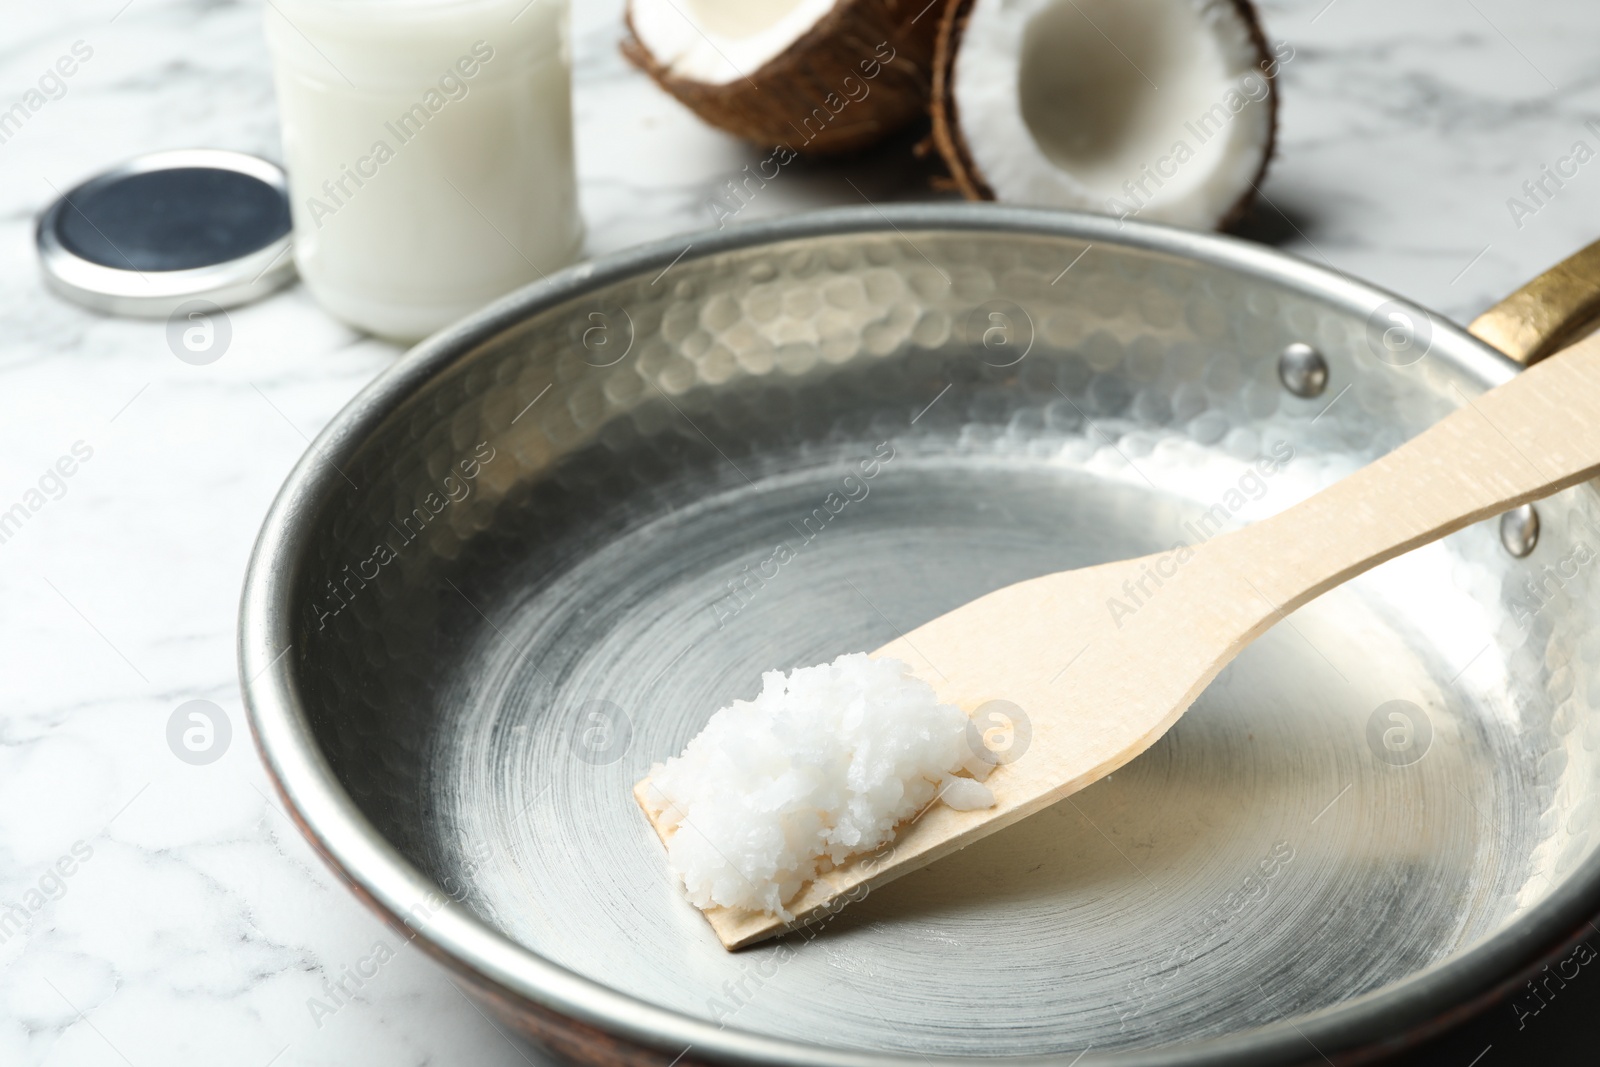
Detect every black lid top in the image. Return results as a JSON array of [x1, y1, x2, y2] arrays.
[[38, 149, 296, 317]]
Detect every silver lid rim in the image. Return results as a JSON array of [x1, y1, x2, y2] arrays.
[[37, 148, 296, 318]]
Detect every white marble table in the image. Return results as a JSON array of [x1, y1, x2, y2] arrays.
[[2, 1, 1598, 1064]]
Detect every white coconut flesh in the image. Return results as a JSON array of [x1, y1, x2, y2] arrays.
[[631, 0, 842, 85], [953, 0, 1274, 227]]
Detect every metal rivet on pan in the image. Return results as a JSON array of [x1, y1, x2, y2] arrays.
[[1278, 342, 1329, 398], [1500, 504, 1540, 558]]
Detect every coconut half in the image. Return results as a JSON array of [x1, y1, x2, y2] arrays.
[[932, 0, 1283, 229], [623, 0, 943, 155]]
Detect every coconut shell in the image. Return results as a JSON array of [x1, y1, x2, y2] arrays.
[[928, 0, 991, 201], [930, 0, 1279, 229], [623, 0, 943, 156]]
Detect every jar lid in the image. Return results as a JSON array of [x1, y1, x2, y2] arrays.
[[36, 149, 295, 317]]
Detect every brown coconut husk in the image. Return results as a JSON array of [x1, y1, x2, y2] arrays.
[[622, 0, 944, 156], [928, 0, 991, 200], [930, 0, 1280, 229]]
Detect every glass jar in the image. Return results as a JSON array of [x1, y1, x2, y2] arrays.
[[264, 0, 582, 341]]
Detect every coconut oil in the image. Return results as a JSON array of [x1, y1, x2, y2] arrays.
[[264, 0, 582, 341]]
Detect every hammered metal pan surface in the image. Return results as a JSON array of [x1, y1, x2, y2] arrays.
[[241, 206, 1600, 1065]]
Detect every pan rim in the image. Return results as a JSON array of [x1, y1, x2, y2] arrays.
[[239, 203, 1585, 1066]]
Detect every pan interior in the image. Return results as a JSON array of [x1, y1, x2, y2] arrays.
[[292, 229, 1600, 1057]]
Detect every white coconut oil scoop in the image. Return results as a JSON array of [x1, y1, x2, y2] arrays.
[[638, 332, 1600, 950]]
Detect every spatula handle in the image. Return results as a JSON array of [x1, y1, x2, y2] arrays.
[[1236, 332, 1600, 613]]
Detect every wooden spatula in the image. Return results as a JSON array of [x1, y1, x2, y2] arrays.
[[639, 332, 1600, 950]]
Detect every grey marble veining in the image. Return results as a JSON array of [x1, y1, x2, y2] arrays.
[[0, 0, 1598, 1064]]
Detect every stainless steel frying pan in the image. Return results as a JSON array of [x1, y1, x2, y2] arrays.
[[239, 205, 1600, 1066]]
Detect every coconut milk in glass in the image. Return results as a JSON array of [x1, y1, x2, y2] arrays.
[[265, 0, 581, 341]]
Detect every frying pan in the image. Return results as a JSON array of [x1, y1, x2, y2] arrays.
[[239, 205, 1600, 1065]]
